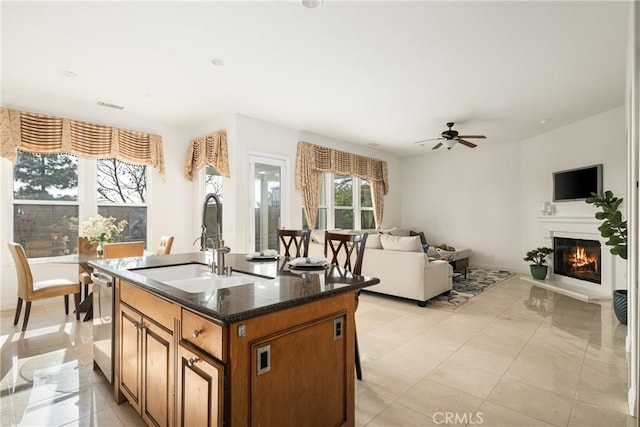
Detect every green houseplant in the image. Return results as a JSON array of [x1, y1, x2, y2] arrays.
[[523, 247, 554, 280], [586, 191, 628, 324]]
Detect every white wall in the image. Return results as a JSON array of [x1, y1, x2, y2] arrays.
[[230, 114, 402, 253], [519, 106, 627, 275], [401, 139, 523, 271], [400, 106, 626, 274]]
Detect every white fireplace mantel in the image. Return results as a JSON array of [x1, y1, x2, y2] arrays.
[[527, 215, 612, 301]]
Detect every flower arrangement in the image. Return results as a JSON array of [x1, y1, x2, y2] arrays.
[[79, 215, 128, 245]]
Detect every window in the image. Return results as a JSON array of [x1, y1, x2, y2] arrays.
[[303, 173, 370, 230], [13, 151, 79, 257], [96, 159, 148, 245], [360, 178, 375, 229], [334, 174, 354, 229], [11, 153, 151, 258], [202, 165, 223, 249]]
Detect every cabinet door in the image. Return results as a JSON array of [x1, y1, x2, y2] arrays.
[[119, 304, 142, 414], [142, 319, 174, 427], [250, 315, 347, 426], [177, 344, 224, 427]]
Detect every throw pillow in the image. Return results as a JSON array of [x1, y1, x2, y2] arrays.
[[365, 233, 383, 249], [389, 228, 411, 237], [380, 234, 423, 252], [410, 230, 428, 245]]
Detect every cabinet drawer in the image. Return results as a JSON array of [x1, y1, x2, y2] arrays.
[[182, 309, 224, 361], [120, 280, 179, 330]]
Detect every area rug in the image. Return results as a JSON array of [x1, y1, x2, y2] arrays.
[[431, 268, 515, 308]]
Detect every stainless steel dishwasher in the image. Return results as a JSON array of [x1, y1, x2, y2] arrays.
[[92, 272, 114, 383]]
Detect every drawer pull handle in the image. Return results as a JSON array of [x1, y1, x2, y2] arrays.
[[188, 357, 199, 367], [192, 329, 204, 338]]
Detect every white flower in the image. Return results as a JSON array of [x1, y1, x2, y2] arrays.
[[79, 215, 128, 243]]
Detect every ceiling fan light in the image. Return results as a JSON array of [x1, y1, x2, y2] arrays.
[[444, 140, 455, 149]]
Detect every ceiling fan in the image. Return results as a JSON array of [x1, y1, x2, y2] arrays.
[[413, 122, 487, 150]]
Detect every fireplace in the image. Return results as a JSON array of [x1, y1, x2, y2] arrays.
[[553, 237, 601, 285]]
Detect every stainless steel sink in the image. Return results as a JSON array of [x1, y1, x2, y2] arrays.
[[133, 263, 270, 293]]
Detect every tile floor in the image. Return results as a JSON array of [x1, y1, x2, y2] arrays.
[[0, 274, 636, 426]]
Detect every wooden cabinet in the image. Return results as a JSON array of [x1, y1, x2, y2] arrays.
[[115, 279, 357, 427], [176, 343, 224, 427], [117, 281, 178, 427], [229, 291, 356, 427], [250, 314, 348, 426]]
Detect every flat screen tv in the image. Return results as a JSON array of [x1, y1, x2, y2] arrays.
[[553, 164, 602, 202]]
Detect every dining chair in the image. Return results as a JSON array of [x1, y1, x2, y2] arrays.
[[8, 242, 81, 332], [278, 229, 311, 258], [78, 237, 98, 299], [103, 241, 145, 258], [324, 231, 368, 381], [156, 236, 174, 256]]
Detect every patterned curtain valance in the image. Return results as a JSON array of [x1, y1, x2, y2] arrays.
[[0, 107, 165, 179], [295, 141, 389, 228], [184, 130, 230, 181]]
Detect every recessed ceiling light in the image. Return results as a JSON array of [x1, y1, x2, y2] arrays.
[[539, 119, 552, 124], [300, 0, 323, 9], [210, 58, 225, 67], [63, 70, 78, 77], [97, 101, 124, 110]]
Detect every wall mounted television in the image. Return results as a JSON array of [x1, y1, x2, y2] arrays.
[[553, 164, 603, 202]]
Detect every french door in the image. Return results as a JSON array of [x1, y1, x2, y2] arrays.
[[248, 154, 288, 252]]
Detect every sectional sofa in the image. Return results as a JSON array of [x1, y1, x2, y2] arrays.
[[306, 228, 457, 306]]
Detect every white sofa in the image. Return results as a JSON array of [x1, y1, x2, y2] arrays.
[[307, 229, 455, 306]]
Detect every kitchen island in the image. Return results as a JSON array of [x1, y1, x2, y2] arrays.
[[89, 252, 379, 427]]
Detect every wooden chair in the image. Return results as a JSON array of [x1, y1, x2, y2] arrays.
[[78, 237, 98, 299], [103, 241, 145, 258], [8, 242, 81, 332], [324, 231, 368, 381], [156, 236, 174, 256], [278, 229, 311, 258], [324, 231, 368, 276]]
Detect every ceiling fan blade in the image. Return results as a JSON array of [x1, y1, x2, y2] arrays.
[[432, 142, 443, 150], [457, 139, 478, 148], [412, 137, 444, 144], [456, 135, 486, 139]]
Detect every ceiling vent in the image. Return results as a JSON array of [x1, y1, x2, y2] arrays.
[[97, 101, 124, 110]]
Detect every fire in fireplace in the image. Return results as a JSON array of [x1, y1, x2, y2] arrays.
[[553, 237, 601, 284]]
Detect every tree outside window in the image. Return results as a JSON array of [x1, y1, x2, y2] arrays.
[[13, 151, 79, 257], [97, 159, 147, 245], [302, 173, 371, 230]]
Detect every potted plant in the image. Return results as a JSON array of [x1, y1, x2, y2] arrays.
[[434, 243, 456, 260], [523, 247, 554, 280], [586, 191, 628, 324]]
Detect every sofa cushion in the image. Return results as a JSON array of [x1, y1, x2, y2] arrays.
[[380, 234, 423, 252], [365, 233, 383, 249]]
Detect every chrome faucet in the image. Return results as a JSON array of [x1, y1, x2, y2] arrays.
[[199, 193, 231, 276]]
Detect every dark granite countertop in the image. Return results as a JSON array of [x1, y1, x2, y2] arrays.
[[88, 252, 379, 324]]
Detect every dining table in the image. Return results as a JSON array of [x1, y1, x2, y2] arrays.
[[49, 254, 101, 321]]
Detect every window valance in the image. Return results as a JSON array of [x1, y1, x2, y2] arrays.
[[295, 141, 389, 229], [184, 130, 230, 181], [0, 107, 165, 179]]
